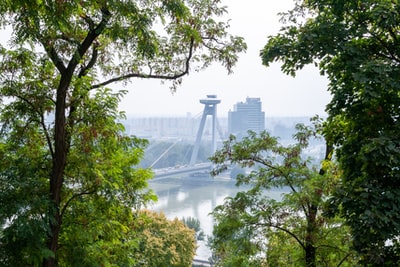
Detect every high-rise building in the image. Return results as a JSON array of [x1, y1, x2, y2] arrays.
[[228, 97, 265, 136]]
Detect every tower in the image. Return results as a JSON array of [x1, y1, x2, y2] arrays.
[[228, 97, 265, 136], [189, 95, 221, 166]]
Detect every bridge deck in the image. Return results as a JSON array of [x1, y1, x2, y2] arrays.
[[152, 163, 212, 179]]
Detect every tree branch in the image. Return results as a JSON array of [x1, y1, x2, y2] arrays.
[[68, 8, 111, 74], [13, 94, 55, 160], [42, 40, 66, 73], [255, 155, 304, 203], [90, 37, 195, 89], [40, 113, 55, 159], [255, 221, 306, 250], [60, 188, 97, 218], [349, 10, 400, 64], [369, 31, 400, 64], [65, 7, 112, 153], [81, 13, 95, 30], [78, 42, 99, 78], [336, 252, 352, 267]]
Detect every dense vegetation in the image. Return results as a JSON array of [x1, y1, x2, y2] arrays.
[[1, 0, 399, 266], [261, 0, 400, 265], [0, 1, 245, 266], [133, 210, 197, 267], [209, 123, 358, 267]]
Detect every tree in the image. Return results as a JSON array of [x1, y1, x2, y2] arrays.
[[133, 210, 197, 267], [0, 1, 245, 266], [209, 124, 357, 267], [0, 88, 154, 267], [182, 216, 205, 241], [261, 1, 400, 264]]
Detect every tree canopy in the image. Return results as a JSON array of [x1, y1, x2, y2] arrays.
[[261, 1, 400, 265], [0, 1, 245, 266], [133, 210, 197, 267], [209, 124, 357, 267]]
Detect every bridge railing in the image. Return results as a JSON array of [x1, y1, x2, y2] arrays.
[[193, 258, 212, 266], [152, 162, 212, 178]]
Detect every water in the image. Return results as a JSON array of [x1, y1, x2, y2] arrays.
[[148, 174, 287, 261]]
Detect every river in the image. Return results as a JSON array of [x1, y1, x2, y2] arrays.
[[148, 174, 288, 261]]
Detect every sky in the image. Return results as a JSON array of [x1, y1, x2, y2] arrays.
[[0, 1, 330, 118], [117, 0, 330, 118]]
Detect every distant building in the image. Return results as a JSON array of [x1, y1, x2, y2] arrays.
[[228, 97, 265, 136], [123, 115, 228, 140]]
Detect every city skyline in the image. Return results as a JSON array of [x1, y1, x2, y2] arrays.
[[116, 0, 330, 118], [123, 94, 318, 120]]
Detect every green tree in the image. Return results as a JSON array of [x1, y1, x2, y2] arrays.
[[261, 1, 400, 264], [209, 125, 357, 267], [0, 1, 245, 266], [133, 210, 197, 267], [0, 88, 153, 267], [182, 216, 205, 241]]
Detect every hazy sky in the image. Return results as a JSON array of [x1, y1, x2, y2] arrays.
[[118, 0, 330, 118], [0, 1, 330, 118]]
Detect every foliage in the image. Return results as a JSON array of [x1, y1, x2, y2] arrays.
[[261, 0, 400, 264], [133, 210, 197, 267], [209, 124, 357, 267], [0, 88, 154, 267], [0, 1, 245, 266], [182, 216, 205, 241]]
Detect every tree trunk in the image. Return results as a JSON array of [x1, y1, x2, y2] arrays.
[[40, 11, 110, 266], [42, 74, 71, 267], [305, 242, 316, 267], [305, 204, 318, 267], [304, 140, 332, 267], [42, 217, 60, 267]]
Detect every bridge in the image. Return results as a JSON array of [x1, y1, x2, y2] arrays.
[[153, 163, 212, 179], [151, 95, 221, 179], [192, 258, 212, 266]]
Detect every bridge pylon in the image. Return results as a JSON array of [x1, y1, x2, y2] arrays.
[[190, 95, 221, 166]]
